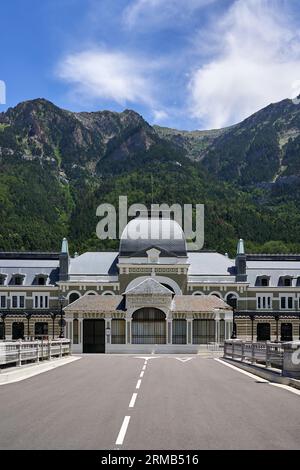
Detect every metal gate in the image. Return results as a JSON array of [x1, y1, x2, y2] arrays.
[[83, 319, 105, 353], [132, 308, 166, 344]]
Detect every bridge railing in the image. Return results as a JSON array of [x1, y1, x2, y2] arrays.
[[0, 339, 71, 367], [224, 340, 300, 378]]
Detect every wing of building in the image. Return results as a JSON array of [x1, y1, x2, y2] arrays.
[[0, 217, 300, 353]]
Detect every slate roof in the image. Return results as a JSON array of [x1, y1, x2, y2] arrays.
[[0, 259, 59, 286], [69, 252, 118, 276], [246, 260, 300, 286], [64, 295, 125, 313], [64, 292, 231, 314], [172, 295, 231, 312], [187, 252, 235, 276]]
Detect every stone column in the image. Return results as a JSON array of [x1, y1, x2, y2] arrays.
[[126, 318, 132, 344], [167, 320, 172, 344], [215, 312, 220, 343], [105, 317, 112, 345], [187, 319, 193, 344], [78, 318, 83, 347]]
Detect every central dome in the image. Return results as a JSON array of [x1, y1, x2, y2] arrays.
[[119, 218, 187, 257]]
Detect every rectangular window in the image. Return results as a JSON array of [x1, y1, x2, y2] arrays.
[[257, 295, 272, 309], [0, 296, 6, 308], [11, 295, 25, 308], [33, 295, 49, 309], [281, 296, 294, 309]]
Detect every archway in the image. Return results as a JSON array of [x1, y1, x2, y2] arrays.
[[132, 308, 166, 344]]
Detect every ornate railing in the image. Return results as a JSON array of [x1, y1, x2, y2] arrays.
[[0, 339, 71, 367]]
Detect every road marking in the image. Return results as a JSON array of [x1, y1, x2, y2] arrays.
[[136, 379, 142, 389], [174, 357, 193, 363], [216, 359, 300, 396], [116, 416, 131, 446], [134, 356, 160, 361], [142, 364, 146, 370], [214, 358, 269, 382], [270, 383, 300, 396], [140, 371, 144, 378], [129, 393, 138, 408]]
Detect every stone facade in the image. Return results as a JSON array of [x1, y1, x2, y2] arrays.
[[1, 219, 300, 351]]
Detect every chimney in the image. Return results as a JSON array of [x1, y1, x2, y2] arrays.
[[59, 237, 69, 281], [235, 238, 247, 282]]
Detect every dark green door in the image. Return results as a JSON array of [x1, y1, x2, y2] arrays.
[[12, 322, 24, 340], [281, 323, 293, 342], [83, 319, 105, 353]]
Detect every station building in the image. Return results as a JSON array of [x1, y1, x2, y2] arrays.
[[0, 217, 300, 353]]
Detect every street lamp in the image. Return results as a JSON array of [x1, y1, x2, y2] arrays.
[[227, 295, 237, 339], [58, 295, 67, 338], [50, 312, 57, 339]]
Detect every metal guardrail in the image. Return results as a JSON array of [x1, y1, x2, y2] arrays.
[[224, 340, 284, 369], [0, 339, 71, 367]]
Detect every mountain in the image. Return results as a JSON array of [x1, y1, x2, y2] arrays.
[[1, 97, 300, 255], [156, 98, 300, 186]]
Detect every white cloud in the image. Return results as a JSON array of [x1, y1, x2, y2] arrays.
[[152, 109, 169, 122], [123, 0, 217, 29], [57, 49, 156, 107], [188, 0, 300, 129]]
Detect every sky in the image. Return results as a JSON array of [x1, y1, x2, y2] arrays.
[[1, 0, 300, 130]]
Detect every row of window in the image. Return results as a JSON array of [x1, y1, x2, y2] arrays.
[[256, 295, 300, 310], [0, 274, 48, 286], [0, 294, 49, 309], [256, 276, 299, 287]]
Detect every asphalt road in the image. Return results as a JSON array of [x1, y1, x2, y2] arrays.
[[0, 354, 299, 450]]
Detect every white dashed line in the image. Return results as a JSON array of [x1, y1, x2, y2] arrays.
[[129, 393, 138, 408], [116, 416, 131, 446], [142, 365, 146, 370], [140, 371, 144, 378], [136, 379, 142, 389]]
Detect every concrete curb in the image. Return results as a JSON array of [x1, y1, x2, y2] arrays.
[[221, 357, 300, 390], [0, 356, 81, 385]]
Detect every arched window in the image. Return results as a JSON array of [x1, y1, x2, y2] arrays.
[[226, 293, 238, 309], [73, 319, 79, 344], [132, 308, 166, 344], [69, 293, 80, 304]]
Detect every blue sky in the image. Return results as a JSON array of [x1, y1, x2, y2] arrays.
[[1, 0, 300, 130]]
